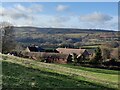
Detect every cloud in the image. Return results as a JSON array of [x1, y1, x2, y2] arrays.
[[50, 16, 70, 23], [31, 15, 70, 28], [0, 6, 6, 16], [78, 12, 117, 30], [80, 12, 113, 23], [30, 4, 43, 13], [56, 5, 69, 11], [0, 4, 43, 20], [13, 4, 43, 13], [1, 13, 117, 30], [49, 16, 70, 27], [14, 4, 27, 12], [11, 13, 31, 19], [0, 4, 117, 31], [79, 15, 117, 30]]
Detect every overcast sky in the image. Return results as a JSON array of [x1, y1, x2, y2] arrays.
[[0, 2, 118, 30]]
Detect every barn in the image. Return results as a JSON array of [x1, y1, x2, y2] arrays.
[[21, 52, 69, 64], [56, 48, 90, 62]]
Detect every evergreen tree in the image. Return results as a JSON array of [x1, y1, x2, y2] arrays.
[[67, 55, 73, 63], [92, 47, 103, 65]]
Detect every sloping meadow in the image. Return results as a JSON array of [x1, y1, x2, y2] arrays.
[[1, 54, 119, 89]]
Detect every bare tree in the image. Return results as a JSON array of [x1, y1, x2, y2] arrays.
[[0, 22, 16, 53]]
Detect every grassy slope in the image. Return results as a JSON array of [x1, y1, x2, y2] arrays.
[[58, 64, 119, 75], [1, 54, 119, 89]]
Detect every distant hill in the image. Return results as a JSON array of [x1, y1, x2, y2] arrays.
[[10, 26, 117, 47], [13, 26, 116, 34]]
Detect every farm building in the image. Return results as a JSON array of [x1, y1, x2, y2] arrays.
[[22, 47, 90, 64], [56, 48, 89, 56], [56, 48, 90, 62], [42, 53, 68, 64], [25, 46, 44, 52], [21, 52, 68, 64]]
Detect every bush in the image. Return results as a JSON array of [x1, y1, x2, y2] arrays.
[[2, 56, 8, 60], [102, 58, 120, 67]]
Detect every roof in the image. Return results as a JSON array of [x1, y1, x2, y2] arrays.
[[41, 52, 68, 59], [45, 49, 59, 53], [26, 46, 44, 52], [86, 48, 96, 55], [56, 48, 86, 55], [21, 51, 68, 59]]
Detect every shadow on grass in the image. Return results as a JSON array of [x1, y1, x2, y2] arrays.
[[2, 61, 116, 90]]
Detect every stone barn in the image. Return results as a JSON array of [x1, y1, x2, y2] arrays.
[[21, 52, 69, 64], [41, 53, 69, 64], [56, 48, 90, 62]]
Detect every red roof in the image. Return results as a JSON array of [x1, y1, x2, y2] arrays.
[[56, 48, 86, 55]]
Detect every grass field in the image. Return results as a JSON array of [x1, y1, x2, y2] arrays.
[[1, 54, 119, 89]]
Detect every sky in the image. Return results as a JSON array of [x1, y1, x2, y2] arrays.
[[0, 2, 118, 30]]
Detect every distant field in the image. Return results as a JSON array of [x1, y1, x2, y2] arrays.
[[57, 33, 87, 38], [1, 54, 119, 89]]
